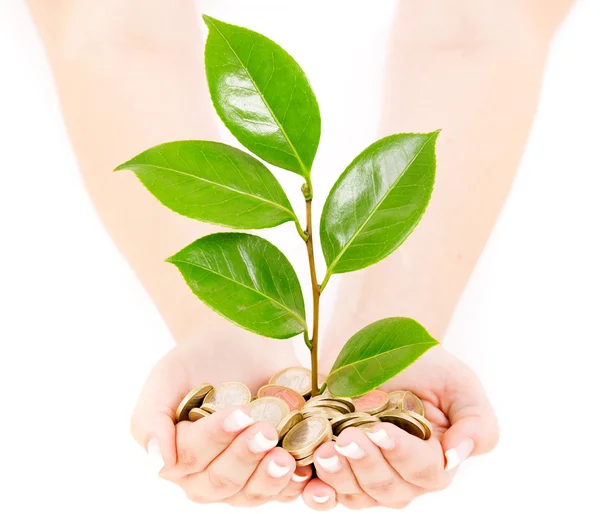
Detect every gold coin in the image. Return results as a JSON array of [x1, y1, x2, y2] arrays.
[[277, 411, 304, 439], [359, 421, 378, 432], [387, 390, 408, 410], [335, 415, 380, 434], [302, 406, 343, 420], [378, 409, 428, 439], [352, 390, 390, 415], [305, 397, 353, 414], [402, 392, 425, 417], [175, 383, 214, 423], [248, 397, 290, 428], [202, 382, 251, 412], [307, 392, 355, 412], [295, 454, 314, 467], [270, 367, 312, 397], [405, 411, 432, 440], [330, 412, 372, 432], [257, 384, 306, 411], [282, 416, 332, 456], [188, 408, 212, 422]]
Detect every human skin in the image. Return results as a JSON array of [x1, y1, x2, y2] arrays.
[[26, 0, 573, 508]]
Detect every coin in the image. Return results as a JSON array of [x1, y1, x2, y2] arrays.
[[302, 406, 343, 420], [330, 412, 372, 433], [282, 416, 332, 457], [175, 383, 214, 422], [305, 396, 353, 414], [277, 411, 304, 439], [295, 454, 314, 467], [270, 367, 312, 397], [257, 385, 306, 411], [202, 382, 251, 412], [336, 415, 380, 434], [307, 392, 355, 412], [378, 409, 428, 439], [387, 390, 407, 410], [188, 408, 212, 422], [358, 421, 378, 432], [405, 411, 432, 440], [248, 397, 290, 427], [401, 392, 425, 416], [352, 390, 390, 415]]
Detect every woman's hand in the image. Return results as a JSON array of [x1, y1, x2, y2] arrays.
[[310, 346, 499, 509], [130, 334, 313, 506]]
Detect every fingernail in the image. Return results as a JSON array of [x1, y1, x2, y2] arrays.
[[146, 438, 164, 471], [445, 439, 474, 471], [313, 495, 329, 504], [334, 441, 365, 460], [247, 431, 278, 453], [366, 429, 395, 450], [315, 454, 341, 473], [224, 409, 254, 433], [292, 472, 310, 483], [267, 460, 291, 478]]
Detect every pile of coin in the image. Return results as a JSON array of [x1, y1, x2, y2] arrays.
[[175, 366, 433, 467]]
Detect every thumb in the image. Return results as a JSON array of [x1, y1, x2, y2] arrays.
[[131, 408, 177, 472], [441, 378, 499, 471]]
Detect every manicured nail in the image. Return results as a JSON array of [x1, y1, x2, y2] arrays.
[[445, 439, 474, 471], [334, 441, 365, 460], [315, 454, 341, 473], [224, 409, 254, 433], [247, 431, 278, 453], [313, 495, 329, 504], [366, 429, 395, 450], [267, 460, 291, 478], [292, 473, 310, 483], [146, 438, 164, 471]]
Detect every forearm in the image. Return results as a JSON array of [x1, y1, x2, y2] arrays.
[[321, 2, 573, 365], [27, 1, 240, 345]]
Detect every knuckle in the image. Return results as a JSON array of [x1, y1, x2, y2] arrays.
[[406, 463, 442, 483], [177, 446, 198, 468], [243, 491, 268, 504], [363, 477, 396, 496], [207, 468, 244, 494], [339, 492, 369, 508]]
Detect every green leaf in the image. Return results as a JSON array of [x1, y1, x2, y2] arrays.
[[166, 233, 306, 339], [203, 15, 321, 178], [115, 141, 298, 230], [320, 132, 439, 282], [327, 317, 439, 397]]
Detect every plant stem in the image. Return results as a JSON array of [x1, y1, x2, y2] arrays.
[[303, 190, 321, 397]]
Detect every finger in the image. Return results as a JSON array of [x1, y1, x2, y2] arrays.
[[443, 375, 500, 471], [182, 421, 279, 502], [131, 410, 177, 471], [313, 441, 376, 509], [302, 478, 337, 511], [365, 422, 451, 490], [334, 427, 420, 506], [227, 447, 295, 506], [162, 406, 255, 480], [276, 466, 313, 502]]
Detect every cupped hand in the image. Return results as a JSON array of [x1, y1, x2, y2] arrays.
[[310, 346, 499, 509], [130, 334, 313, 505]]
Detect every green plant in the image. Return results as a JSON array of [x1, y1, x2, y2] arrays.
[[115, 16, 440, 398]]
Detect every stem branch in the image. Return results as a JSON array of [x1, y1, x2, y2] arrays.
[[304, 190, 321, 396]]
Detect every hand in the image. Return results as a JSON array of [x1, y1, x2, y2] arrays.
[[130, 333, 313, 505], [308, 346, 499, 510]]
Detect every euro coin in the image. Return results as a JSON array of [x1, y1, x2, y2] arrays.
[[405, 411, 432, 440], [295, 454, 314, 467], [301, 406, 343, 420], [270, 367, 312, 397], [282, 416, 332, 457], [188, 408, 212, 422], [248, 397, 290, 427], [387, 390, 407, 410], [401, 392, 425, 417], [378, 409, 428, 439], [202, 382, 251, 412], [175, 383, 214, 423], [257, 384, 306, 411], [330, 412, 372, 433], [352, 390, 390, 415], [277, 411, 304, 439], [335, 415, 379, 434]]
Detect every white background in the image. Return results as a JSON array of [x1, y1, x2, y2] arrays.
[[1, 0, 599, 512]]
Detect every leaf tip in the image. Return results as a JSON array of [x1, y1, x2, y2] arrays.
[[113, 162, 129, 173], [201, 14, 218, 27]]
